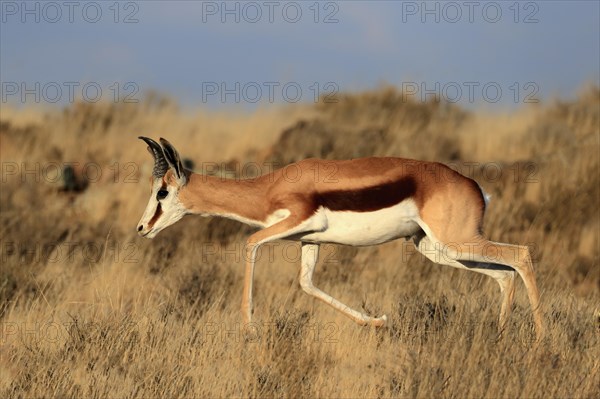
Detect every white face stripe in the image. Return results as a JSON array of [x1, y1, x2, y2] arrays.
[[138, 179, 162, 233], [146, 203, 163, 228], [138, 178, 187, 238]]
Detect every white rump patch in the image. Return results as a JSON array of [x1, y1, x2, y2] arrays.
[[478, 183, 491, 207]]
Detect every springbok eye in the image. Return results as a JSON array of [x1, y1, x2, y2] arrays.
[[156, 189, 169, 200]]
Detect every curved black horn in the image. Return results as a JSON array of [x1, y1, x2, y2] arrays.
[[139, 136, 168, 178], [159, 137, 184, 179]]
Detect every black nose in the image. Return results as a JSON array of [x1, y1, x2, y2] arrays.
[[137, 225, 143, 232]]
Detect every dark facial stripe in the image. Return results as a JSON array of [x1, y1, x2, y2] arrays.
[[148, 203, 163, 228], [314, 177, 417, 212]]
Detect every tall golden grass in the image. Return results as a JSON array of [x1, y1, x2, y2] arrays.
[[1, 87, 598, 398]]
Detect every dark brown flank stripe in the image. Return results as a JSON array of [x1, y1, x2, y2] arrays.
[[314, 176, 417, 213], [148, 204, 163, 228]]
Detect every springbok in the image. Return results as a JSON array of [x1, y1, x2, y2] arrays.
[[137, 137, 544, 339]]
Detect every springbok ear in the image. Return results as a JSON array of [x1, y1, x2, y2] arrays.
[[159, 137, 185, 180], [139, 136, 168, 178]]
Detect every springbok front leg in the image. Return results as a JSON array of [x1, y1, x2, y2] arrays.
[[299, 243, 387, 327], [241, 212, 326, 325]]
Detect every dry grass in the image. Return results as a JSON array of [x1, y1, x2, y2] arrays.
[[1, 87, 599, 398]]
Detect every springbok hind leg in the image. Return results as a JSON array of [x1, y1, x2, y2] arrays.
[[497, 271, 516, 335], [414, 235, 517, 336], [462, 241, 544, 340]]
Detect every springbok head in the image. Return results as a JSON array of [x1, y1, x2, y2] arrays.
[[137, 137, 188, 238]]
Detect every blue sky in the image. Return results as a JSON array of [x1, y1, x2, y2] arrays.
[[1, 1, 599, 109]]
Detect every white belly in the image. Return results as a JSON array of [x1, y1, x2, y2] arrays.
[[298, 200, 422, 246]]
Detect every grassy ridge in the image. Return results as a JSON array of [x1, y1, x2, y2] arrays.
[[1, 87, 598, 398]]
